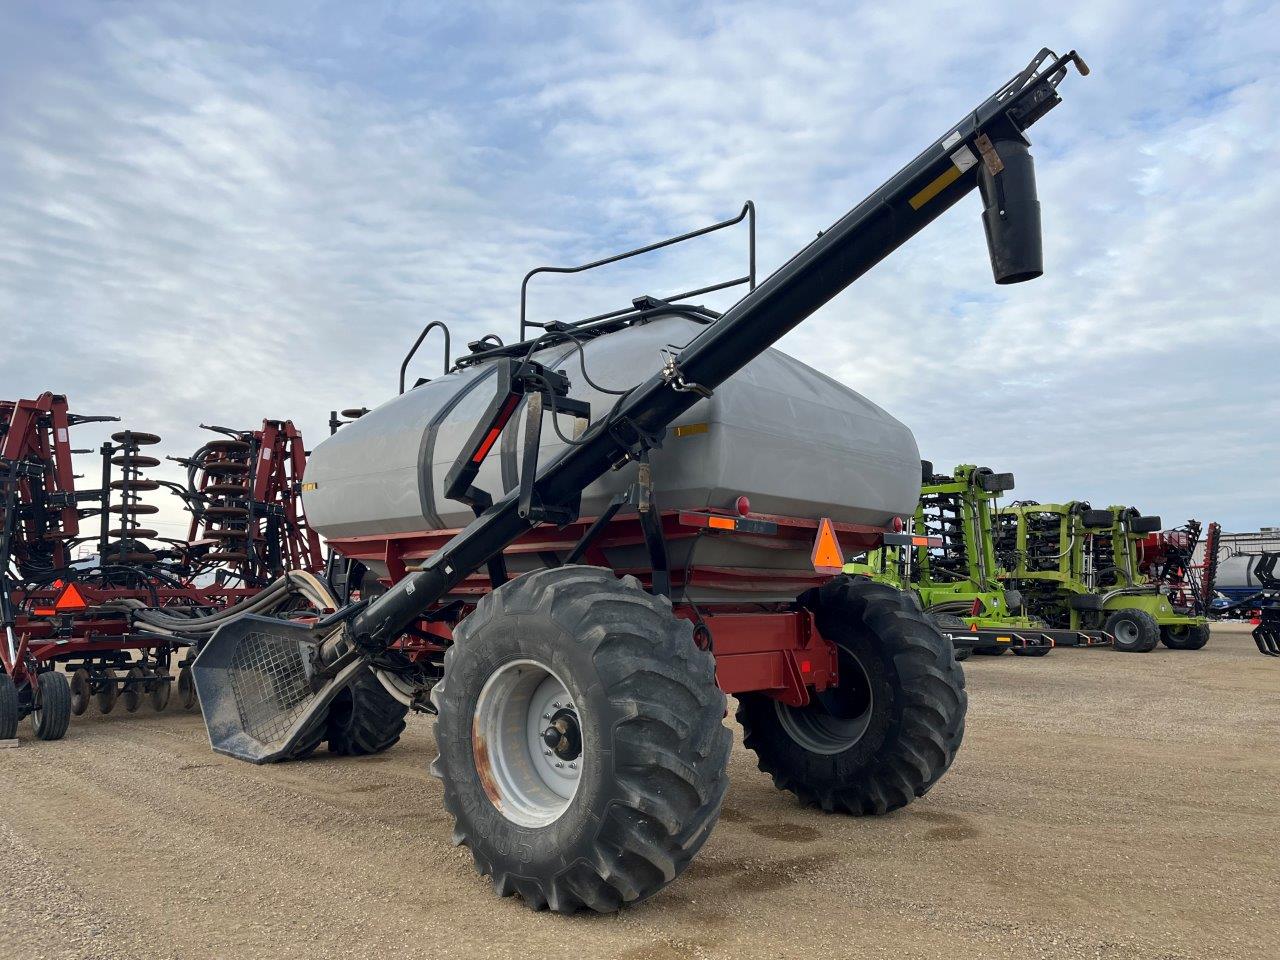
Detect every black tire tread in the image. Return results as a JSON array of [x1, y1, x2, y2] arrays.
[[32, 671, 72, 741], [431, 566, 732, 914], [739, 576, 966, 817], [1160, 623, 1210, 650], [1106, 608, 1161, 653], [0, 674, 18, 740], [327, 669, 408, 755], [283, 714, 326, 761]]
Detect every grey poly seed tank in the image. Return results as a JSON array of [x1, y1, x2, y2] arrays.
[[304, 313, 921, 602]]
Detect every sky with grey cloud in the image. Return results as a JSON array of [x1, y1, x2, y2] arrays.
[[1, 0, 1276, 544]]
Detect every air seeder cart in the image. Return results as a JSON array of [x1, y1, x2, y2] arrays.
[[190, 48, 1088, 912], [996, 502, 1210, 652]]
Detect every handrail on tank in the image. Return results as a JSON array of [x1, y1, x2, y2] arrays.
[[399, 321, 452, 394], [518, 201, 756, 342]]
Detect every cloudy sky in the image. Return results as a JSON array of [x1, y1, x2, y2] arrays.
[[1, 0, 1277, 544]]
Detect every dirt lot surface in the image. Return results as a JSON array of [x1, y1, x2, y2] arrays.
[[1, 623, 1276, 960]]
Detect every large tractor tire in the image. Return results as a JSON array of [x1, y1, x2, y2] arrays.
[[1160, 623, 1210, 651], [1105, 608, 1160, 653], [327, 668, 408, 756], [738, 576, 966, 816], [30, 671, 72, 741], [0, 673, 18, 740], [431, 566, 732, 914]]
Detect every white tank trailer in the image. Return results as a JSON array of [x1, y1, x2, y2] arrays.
[[304, 313, 922, 602]]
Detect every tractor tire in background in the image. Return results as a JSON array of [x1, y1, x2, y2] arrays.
[[1105, 608, 1161, 653], [1161, 623, 1210, 650], [930, 613, 972, 661], [431, 566, 732, 914], [1011, 645, 1051, 658], [177, 665, 198, 710], [0, 673, 18, 739], [973, 645, 1008, 656], [30, 671, 71, 741], [327, 668, 409, 755], [738, 576, 966, 816], [284, 717, 327, 761]]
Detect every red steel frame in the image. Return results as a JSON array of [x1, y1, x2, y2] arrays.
[[254, 420, 323, 573], [1, 394, 267, 687], [1137, 521, 1220, 612], [12, 581, 263, 677], [329, 508, 895, 707], [0, 393, 79, 571], [187, 419, 324, 580]]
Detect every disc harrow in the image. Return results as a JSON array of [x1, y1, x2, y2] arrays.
[[2, 393, 322, 737]]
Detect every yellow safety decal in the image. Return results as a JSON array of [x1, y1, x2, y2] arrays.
[[908, 165, 962, 210], [674, 422, 709, 438], [301, 481, 318, 492]]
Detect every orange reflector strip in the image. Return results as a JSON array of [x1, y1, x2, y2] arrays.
[[471, 427, 503, 463], [55, 582, 88, 612], [708, 516, 735, 530], [33, 607, 55, 617], [911, 535, 931, 546], [811, 517, 844, 573], [471, 395, 521, 463]]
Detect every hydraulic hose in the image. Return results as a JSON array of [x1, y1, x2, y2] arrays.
[[130, 570, 336, 638]]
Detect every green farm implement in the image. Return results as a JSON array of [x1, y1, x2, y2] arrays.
[[846, 464, 1101, 659], [995, 502, 1210, 653]]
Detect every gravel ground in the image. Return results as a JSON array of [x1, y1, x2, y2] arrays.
[[1, 623, 1276, 960]]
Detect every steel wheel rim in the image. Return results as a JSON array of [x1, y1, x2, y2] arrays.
[[472, 659, 583, 828], [1114, 620, 1139, 645], [774, 646, 874, 755]]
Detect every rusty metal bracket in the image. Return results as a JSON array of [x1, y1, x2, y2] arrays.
[[974, 134, 1005, 176]]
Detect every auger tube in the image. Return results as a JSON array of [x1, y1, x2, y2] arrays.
[[337, 47, 1088, 659]]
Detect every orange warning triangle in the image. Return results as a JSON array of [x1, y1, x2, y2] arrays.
[[54, 582, 88, 612], [811, 518, 844, 573]]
